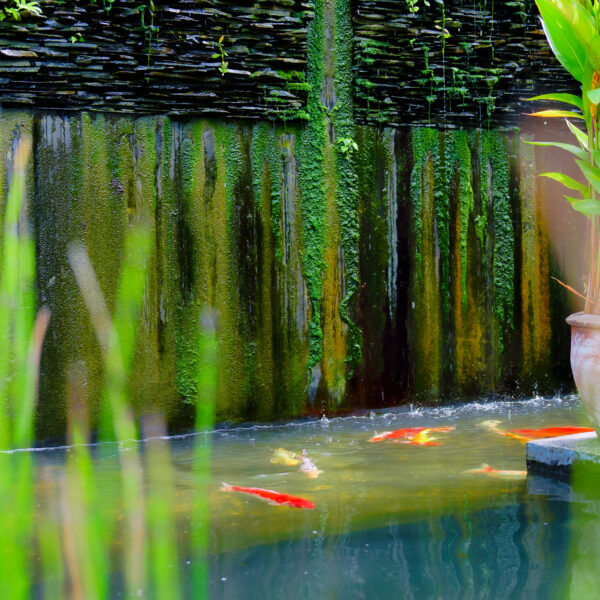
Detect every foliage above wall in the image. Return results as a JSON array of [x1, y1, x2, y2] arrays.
[[0, 0, 579, 125], [353, 0, 579, 128]]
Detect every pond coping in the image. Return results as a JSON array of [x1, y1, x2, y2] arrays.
[[526, 431, 600, 482]]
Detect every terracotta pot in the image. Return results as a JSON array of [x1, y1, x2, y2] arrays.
[[567, 312, 600, 435]]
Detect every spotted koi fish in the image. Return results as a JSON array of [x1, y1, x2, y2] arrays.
[[220, 482, 315, 509], [298, 450, 323, 479], [369, 426, 455, 445], [270, 447, 302, 467]]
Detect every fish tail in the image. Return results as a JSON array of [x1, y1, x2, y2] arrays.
[[220, 482, 235, 492]]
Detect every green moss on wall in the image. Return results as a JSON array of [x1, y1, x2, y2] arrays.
[[478, 130, 514, 354], [269, 128, 310, 416], [453, 132, 474, 311], [516, 133, 551, 386], [355, 126, 389, 385], [297, 0, 328, 382], [409, 127, 442, 398], [333, 0, 362, 374]]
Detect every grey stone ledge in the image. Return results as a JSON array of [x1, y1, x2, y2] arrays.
[[526, 432, 600, 481]]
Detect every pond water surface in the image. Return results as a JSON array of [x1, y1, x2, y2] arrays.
[[29, 395, 600, 599]]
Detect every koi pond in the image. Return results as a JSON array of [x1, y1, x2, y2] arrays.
[[26, 394, 600, 598]]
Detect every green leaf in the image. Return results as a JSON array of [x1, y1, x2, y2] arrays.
[[576, 159, 600, 194], [567, 198, 600, 215], [536, 0, 600, 81], [526, 93, 583, 111], [539, 172, 588, 195], [566, 119, 589, 149], [588, 88, 600, 104], [524, 140, 587, 161], [538, 13, 585, 81]]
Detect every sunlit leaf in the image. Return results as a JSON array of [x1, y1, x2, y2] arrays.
[[528, 110, 584, 119]]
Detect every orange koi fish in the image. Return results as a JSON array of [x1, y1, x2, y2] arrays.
[[220, 482, 315, 509], [480, 420, 593, 443], [369, 426, 455, 445], [464, 463, 527, 480]]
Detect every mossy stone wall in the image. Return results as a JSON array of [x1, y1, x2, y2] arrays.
[[0, 0, 577, 436], [0, 0, 577, 128], [0, 110, 573, 436]]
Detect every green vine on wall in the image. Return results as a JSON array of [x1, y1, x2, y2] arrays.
[[212, 35, 228, 76], [0, 0, 41, 21]]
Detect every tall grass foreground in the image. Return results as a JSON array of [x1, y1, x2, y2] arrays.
[[0, 136, 216, 599]]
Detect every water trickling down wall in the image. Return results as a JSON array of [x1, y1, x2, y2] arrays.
[[0, 109, 570, 436], [0, 0, 576, 436]]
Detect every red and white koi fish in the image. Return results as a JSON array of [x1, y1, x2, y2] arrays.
[[480, 420, 594, 443], [298, 450, 323, 479], [464, 463, 526, 480], [220, 482, 315, 509], [369, 426, 455, 445]]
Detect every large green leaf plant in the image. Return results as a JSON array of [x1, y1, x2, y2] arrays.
[[530, 0, 600, 312]]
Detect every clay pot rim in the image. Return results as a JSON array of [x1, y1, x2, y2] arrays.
[[566, 312, 600, 329]]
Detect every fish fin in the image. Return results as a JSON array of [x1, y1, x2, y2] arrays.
[[479, 420, 502, 432], [464, 464, 493, 474], [220, 482, 234, 492], [304, 469, 324, 479], [504, 432, 530, 443]]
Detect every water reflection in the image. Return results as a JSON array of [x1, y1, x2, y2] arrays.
[[24, 394, 600, 598]]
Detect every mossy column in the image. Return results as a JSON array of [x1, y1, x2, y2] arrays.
[[298, 0, 361, 409], [447, 131, 488, 394], [516, 134, 551, 387], [33, 114, 129, 437], [409, 128, 443, 398]]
